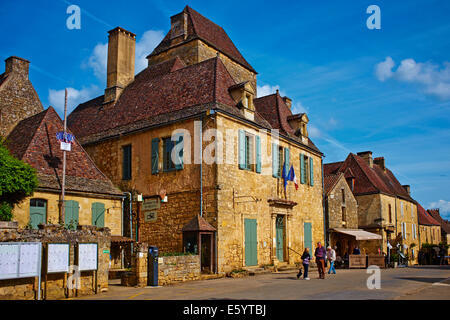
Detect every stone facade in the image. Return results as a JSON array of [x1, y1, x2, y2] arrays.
[[0, 224, 110, 300], [0, 56, 43, 137], [325, 174, 358, 230], [11, 191, 122, 236], [419, 225, 441, 246]]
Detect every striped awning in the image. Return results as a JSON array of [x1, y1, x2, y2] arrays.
[[332, 228, 382, 241]]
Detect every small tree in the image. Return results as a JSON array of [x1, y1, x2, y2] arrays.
[[0, 140, 38, 221]]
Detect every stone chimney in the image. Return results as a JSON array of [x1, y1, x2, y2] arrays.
[[374, 157, 386, 171], [402, 185, 411, 195], [170, 11, 188, 41], [357, 151, 373, 168], [5, 56, 30, 79], [282, 96, 292, 109], [104, 27, 136, 104]]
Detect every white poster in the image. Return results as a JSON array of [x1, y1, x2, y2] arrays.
[[47, 244, 70, 273], [0, 243, 41, 280], [78, 243, 98, 271]]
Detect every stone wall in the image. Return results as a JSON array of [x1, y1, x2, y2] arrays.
[[326, 175, 358, 230], [419, 225, 441, 246], [0, 56, 43, 137], [125, 243, 201, 286], [0, 223, 110, 300]]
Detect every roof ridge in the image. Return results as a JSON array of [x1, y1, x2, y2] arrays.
[[350, 153, 386, 195]]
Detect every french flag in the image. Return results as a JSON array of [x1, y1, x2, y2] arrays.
[[287, 165, 298, 190]]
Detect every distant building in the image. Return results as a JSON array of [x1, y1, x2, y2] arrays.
[[325, 152, 419, 261], [0, 56, 43, 137], [427, 208, 450, 250], [417, 203, 441, 246], [68, 6, 325, 273]]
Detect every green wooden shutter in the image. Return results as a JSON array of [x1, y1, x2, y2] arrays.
[[175, 133, 184, 170], [304, 222, 313, 255], [151, 138, 159, 175], [255, 136, 261, 173], [309, 157, 314, 186], [272, 143, 279, 178], [284, 147, 290, 173], [300, 153, 306, 184], [244, 219, 258, 266], [92, 202, 105, 228], [239, 130, 245, 170], [65, 200, 79, 230]]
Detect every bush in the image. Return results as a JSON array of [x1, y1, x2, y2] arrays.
[[0, 201, 12, 221], [0, 140, 38, 221]]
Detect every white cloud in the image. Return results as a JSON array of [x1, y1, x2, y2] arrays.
[[308, 125, 322, 139], [375, 57, 450, 100], [48, 86, 100, 114], [375, 56, 395, 82], [428, 200, 450, 217], [85, 29, 165, 82], [257, 84, 285, 98], [292, 101, 308, 114]]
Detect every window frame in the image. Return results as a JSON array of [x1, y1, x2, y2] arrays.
[[163, 137, 176, 172], [122, 144, 132, 180]]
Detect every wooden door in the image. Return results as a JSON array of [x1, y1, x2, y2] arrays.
[[244, 219, 258, 266]]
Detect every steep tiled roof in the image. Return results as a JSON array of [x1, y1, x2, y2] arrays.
[[253, 92, 321, 153], [417, 203, 440, 226], [6, 107, 122, 196], [324, 173, 343, 195], [69, 57, 237, 141], [427, 209, 450, 234], [182, 215, 216, 232], [325, 153, 414, 201], [148, 6, 256, 73]]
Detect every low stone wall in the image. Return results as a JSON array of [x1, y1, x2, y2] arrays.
[[0, 223, 111, 300], [123, 243, 201, 286]]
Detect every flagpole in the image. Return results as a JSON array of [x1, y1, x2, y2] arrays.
[[60, 88, 68, 225]]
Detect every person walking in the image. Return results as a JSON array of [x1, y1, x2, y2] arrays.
[[439, 246, 447, 265], [297, 248, 311, 280], [327, 246, 336, 274], [315, 242, 327, 279]]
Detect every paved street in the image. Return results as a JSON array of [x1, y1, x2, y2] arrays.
[[75, 266, 450, 300]]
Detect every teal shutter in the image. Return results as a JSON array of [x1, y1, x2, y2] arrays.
[[272, 143, 279, 178], [284, 148, 290, 173], [175, 133, 184, 170], [92, 202, 105, 228], [304, 222, 313, 255], [151, 138, 159, 174], [300, 153, 306, 184], [255, 136, 261, 173], [29, 199, 46, 229], [65, 200, 79, 230], [239, 130, 245, 170], [244, 219, 258, 266], [309, 157, 314, 186]]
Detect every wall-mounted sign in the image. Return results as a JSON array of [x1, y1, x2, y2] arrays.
[[0, 242, 42, 280], [78, 243, 98, 271], [144, 211, 158, 222], [143, 198, 160, 211]]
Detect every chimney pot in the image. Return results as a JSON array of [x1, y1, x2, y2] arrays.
[[402, 185, 411, 195], [282, 96, 292, 109], [357, 151, 373, 168], [5, 56, 30, 79], [374, 157, 386, 171]]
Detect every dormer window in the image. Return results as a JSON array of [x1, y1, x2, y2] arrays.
[[228, 82, 255, 120]]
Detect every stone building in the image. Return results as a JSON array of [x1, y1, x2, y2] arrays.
[[427, 208, 450, 251], [5, 107, 127, 269], [325, 152, 419, 261], [417, 203, 441, 246], [67, 6, 325, 273], [0, 56, 43, 137]]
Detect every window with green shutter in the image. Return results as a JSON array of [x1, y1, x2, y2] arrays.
[[29, 198, 47, 229], [239, 130, 257, 172], [65, 200, 79, 230], [272, 143, 280, 178], [255, 136, 261, 173], [92, 202, 105, 228], [309, 157, 314, 186], [284, 147, 290, 174], [300, 153, 306, 184], [122, 145, 132, 180], [151, 138, 159, 175], [239, 130, 246, 170], [174, 133, 184, 170], [163, 137, 176, 172]]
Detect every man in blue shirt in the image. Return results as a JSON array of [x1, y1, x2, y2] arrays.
[[315, 242, 327, 279]]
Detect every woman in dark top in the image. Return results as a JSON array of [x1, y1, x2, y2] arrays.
[[297, 248, 311, 280]]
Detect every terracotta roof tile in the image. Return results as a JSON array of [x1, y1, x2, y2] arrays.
[[6, 107, 122, 196], [182, 215, 216, 232], [427, 209, 450, 233], [324, 173, 343, 195], [417, 203, 440, 226]]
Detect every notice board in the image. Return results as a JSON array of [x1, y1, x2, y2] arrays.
[[0, 242, 41, 280], [78, 243, 98, 271], [47, 243, 70, 273]]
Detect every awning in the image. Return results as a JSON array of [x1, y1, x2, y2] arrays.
[[332, 228, 382, 241], [111, 235, 135, 243]]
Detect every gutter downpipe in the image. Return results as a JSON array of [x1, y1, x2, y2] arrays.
[[321, 158, 327, 247], [200, 114, 204, 217], [124, 192, 133, 257]]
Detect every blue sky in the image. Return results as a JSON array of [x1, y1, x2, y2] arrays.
[[1, 0, 449, 218]]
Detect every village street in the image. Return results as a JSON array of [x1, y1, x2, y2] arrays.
[[74, 266, 450, 300]]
